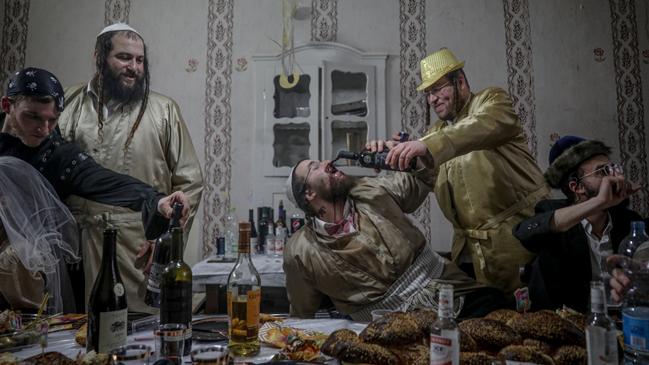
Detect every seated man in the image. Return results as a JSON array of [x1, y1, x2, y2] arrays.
[[0, 156, 79, 314], [284, 158, 507, 321], [513, 136, 640, 312]]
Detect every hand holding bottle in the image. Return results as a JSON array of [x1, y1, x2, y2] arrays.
[[157, 191, 190, 226]]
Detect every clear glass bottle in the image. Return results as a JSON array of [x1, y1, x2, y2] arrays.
[[227, 222, 262, 357], [586, 281, 618, 364], [274, 226, 287, 258], [87, 227, 128, 353], [145, 202, 183, 307], [224, 207, 239, 258], [265, 224, 276, 256], [429, 284, 459, 365], [618, 221, 649, 362]]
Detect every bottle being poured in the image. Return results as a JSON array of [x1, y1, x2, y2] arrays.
[[332, 131, 416, 172]]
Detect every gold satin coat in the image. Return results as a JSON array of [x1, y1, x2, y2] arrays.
[[420, 87, 548, 294], [283, 171, 482, 318], [58, 84, 204, 313]]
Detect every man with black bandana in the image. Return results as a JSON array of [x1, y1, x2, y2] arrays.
[[0, 67, 190, 310], [58, 23, 203, 313]]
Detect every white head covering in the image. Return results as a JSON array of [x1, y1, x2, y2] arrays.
[[0, 157, 79, 313], [98, 22, 141, 38]]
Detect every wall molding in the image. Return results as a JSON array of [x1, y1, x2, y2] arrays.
[[503, 0, 538, 159], [104, 0, 130, 25], [311, 0, 337, 42], [0, 0, 29, 93], [610, 0, 649, 215], [399, 0, 432, 243], [203, 0, 234, 257]]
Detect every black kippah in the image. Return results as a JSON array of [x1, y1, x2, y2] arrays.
[[6, 67, 65, 111]]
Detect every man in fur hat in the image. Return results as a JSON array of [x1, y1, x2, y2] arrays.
[[513, 135, 640, 312]]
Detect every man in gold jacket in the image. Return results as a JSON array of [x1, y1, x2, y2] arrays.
[[378, 49, 548, 294], [58, 23, 204, 313], [284, 158, 506, 321]]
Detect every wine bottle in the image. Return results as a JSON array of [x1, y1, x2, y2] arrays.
[[87, 227, 128, 353], [336, 149, 417, 171], [275, 200, 286, 229], [227, 222, 262, 357], [145, 202, 184, 307], [160, 227, 193, 356], [249, 209, 258, 254], [429, 284, 459, 365]]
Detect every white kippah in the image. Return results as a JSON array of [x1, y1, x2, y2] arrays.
[[98, 22, 141, 38]]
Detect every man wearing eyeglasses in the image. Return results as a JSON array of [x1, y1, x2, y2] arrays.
[[513, 135, 641, 312], [367, 48, 548, 296]]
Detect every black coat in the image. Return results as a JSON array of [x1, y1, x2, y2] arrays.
[[513, 198, 642, 313], [0, 117, 168, 239]]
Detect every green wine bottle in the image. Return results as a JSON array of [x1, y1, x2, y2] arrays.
[[87, 228, 128, 353], [160, 227, 192, 355]]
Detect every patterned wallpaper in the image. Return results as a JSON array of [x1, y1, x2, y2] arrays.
[[0, 0, 29, 94], [311, 0, 337, 42], [399, 0, 433, 244], [104, 0, 130, 25], [503, 0, 538, 159], [202, 0, 235, 257], [609, 0, 648, 216]]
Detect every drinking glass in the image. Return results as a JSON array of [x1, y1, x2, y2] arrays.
[[110, 344, 151, 365], [154, 324, 186, 365], [190, 345, 229, 365]]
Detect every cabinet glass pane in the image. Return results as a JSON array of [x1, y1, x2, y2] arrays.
[[273, 122, 311, 167], [331, 70, 367, 116], [331, 120, 367, 163], [273, 74, 311, 118]]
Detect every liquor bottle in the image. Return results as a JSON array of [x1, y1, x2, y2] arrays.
[[275, 200, 286, 229], [87, 227, 128, 353], [618, 221, 649, 362], [249, 209, 258, 254], [145, 202, 183, 307], [335, 149, 417, 172], [227, 222, 262, 357], [274, 226, 287, 257], [265, 224, 276, 256], [586, 281, 618, 364], [160, 227, 193, 356], [429, 284, 459, 365]]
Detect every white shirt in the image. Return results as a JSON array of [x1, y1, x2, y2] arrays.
[[581, 213, 614, 280]]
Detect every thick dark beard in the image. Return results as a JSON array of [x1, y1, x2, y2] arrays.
[[317, 176, 355, 203], [102, 67, 145, 104]]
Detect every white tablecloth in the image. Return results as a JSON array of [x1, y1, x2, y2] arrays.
[[192, 255, 286, 291], [10, 318, 366, 364]]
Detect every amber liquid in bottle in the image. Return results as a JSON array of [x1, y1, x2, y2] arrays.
[[227, 222, 261, 356]]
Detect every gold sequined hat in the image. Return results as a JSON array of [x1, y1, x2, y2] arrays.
[[416, 48, 465, 91]]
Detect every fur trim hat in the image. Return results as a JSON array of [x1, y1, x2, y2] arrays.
[[544, 136, 612, 188]]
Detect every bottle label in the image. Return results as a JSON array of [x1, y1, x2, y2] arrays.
[[113, 283, 125, 297], [623, 306, 649, 352], [228, 287, 261, 341], [98, 308, 127, 353], [586, 326, 618, 364], [429, 330, 459, 365], [147, 263, 164, 293]]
